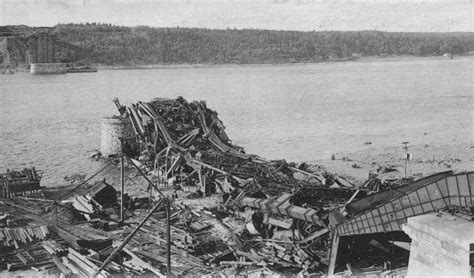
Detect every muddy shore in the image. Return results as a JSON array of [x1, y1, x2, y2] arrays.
[[312, 143, 474, 185], [85, 142, 474, 197]]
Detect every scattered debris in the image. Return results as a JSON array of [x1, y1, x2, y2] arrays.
[[1, 97, 472, 277], [64, 173, 86, 184]]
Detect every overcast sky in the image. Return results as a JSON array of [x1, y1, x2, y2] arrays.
[[1, 0, 472, 32]]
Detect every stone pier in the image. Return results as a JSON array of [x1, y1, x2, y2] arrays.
[[402, 213, 474, 278], [100, 116, 133, 157]]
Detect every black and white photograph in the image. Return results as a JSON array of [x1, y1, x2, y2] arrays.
[[0, 0, 473, 277]]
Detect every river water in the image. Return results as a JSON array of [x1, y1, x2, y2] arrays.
[[1, 58, 472, 186]]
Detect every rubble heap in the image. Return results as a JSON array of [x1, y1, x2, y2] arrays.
[[111, 96, 383, 274], [115, 96, 356, 194], [1, 97, 471, 277]]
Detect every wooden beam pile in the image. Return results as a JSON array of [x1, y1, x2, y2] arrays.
[[66, 248, 110, 278], [6, 252, 54, 272], [0, 168, 43, 198], [1, 239, 57, 272], [0, 225, 49, 248], [41, 239, 67, 256], [119, 216, 211, 277]]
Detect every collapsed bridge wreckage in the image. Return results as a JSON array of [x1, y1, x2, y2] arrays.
[[112, 96, 359, 194], [1, 96, 472, 277], [113, 96, 331, 194], [111, 96, 473, 275], [109, 97, 364, 273]]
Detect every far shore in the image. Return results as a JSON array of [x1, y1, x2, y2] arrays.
[[6, 55, 471, 73], [94, 55, 472, 71]]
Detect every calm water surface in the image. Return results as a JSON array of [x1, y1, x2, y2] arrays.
[[1, 58, 472, 185]]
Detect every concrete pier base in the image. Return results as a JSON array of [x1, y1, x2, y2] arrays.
[[30, 63, 67, 74], [402, 213, 474, 278]]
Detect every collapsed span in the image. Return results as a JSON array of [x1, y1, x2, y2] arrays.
[[113, 97, 328, 196], [336, 171, 473, 236]]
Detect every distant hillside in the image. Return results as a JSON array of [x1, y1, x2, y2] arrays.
[[2, 24, 474, 66]]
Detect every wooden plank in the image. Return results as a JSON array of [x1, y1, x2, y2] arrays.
[[122, 247, 166, 278], [51, 254, 72, 276], [297, 228, 329, 245], [327, 232, 340, 275]]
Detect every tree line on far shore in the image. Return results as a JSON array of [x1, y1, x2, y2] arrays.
[[3, 24, 474, 65]]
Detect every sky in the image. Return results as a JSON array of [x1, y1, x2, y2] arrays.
[[0, 0, 472, 32]]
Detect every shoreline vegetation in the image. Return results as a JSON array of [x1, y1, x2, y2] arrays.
[[2, 24, 473, 68], [95, 54, 472, 70]]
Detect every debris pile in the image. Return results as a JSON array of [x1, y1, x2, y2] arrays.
[[0, 168, 43, 198], [115, 97, 334, 195], [363, 165, 408, 192], [107, 96, 395, 275], [1, 96, 472, 277]]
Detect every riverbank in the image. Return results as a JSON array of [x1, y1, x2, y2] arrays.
[[311, 143, 474, 186], [95, 55, 472, 71]]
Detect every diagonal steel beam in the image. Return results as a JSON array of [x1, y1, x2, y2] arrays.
[[92, 198, 165, 277]]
